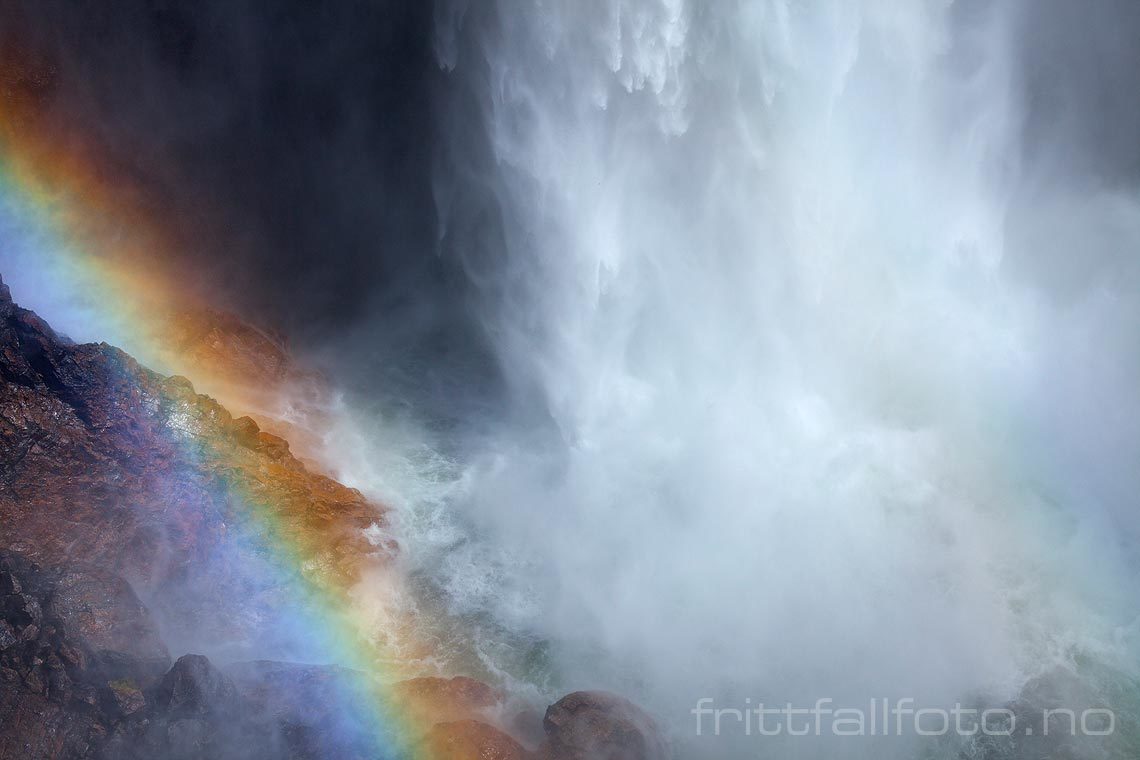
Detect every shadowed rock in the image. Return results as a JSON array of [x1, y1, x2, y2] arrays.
[[152, 654, 239, 717], [227, 659, 379, 759], [0, 277, 666, 758], [541, 691, 666, 760], [0, 551, 168, 758], [969, 661, 1140, 760], [0, 274, 390, 654]]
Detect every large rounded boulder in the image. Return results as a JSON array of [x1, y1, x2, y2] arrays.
[[541, 691, 666, 760]]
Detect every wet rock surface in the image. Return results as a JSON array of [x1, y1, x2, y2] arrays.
[[970, 661, 1140, 760], [0, 550, 154, 758], [540, 691, 666, 760], [0, 279, 393, 758], [0, 276, 389, 650], [226, 660, 380, 759], [392, 675, 503, 728], [0, 278, 666, 758], [0, 551, 382, 759], [422, 720, 529, 760]]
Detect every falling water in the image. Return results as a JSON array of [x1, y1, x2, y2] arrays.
[[405, 1, 1140, 756], [2, 1, 1137, 757]]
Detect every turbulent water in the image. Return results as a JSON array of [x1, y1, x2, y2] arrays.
[[335, 1, 1140, 757], [4, 0, 1139, 757]]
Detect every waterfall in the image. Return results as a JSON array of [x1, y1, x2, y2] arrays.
[[423, 1, 1140, 756]]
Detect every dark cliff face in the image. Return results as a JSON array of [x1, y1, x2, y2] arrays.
[[0, 279, 668, 759], [0, 2, 504, 438], [0, 551, 388, 759], [0, 550, 164, 759], [0, 274, 388, 647], [0, 276, 391, 758]]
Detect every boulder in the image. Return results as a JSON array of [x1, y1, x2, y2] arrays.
[[0, 551, 168, 758], [392, 675, 502, 728], [104, 679, 146, 716], [970, 662, 1139, 760], [423, 719, 530, 760], [541, 691, 666, 760], [227, 659, 379, 758], [152, 654, 239, 717], [105, 653, 290, 760]]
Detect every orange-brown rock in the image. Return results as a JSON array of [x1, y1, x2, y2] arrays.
[[0, 276, 668, 758], [392, 675, 503, 729], [164, 308, 293, 392], [0, 276, 390, 648], [423, 719, 530, 760], [156, 307, 337, 467]]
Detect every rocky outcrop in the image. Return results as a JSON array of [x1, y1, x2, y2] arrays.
[[394, 685, 669, 760], [0, 550, 385, 759], [163, 310, 294, 394], [392, 675, 503, 728], [970, 662, 1139, 760], [0, 277, 667, 759], [227, 660, 379, 758], [0, 551, 168, 758], [423, 720, 529, 760], [540, 692, 666, 760], [100, 653, 376, 760], [0, 275, 399, 756], [0, 275, 390, 651]]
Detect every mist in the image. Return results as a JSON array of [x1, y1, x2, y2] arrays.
[[2, 1, 1139, 757], [422, 0, 1140, 756]]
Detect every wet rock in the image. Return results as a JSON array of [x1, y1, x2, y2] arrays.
[[105, 654, 293, 760], [541, 691, 666, 760], [152, 654, 239, 717], [0, 551, 173, 757], [392, 675, 503, 728], [1, 570, 42, 628], [509, 706, 548, 749], [0, 275, 389, 650], [970, 661, 1140, 760], [423, 719, 530, 760], [227, 660, 380, 759], [49, 566, 170, 685], [104, 679, 147, 716], [256, 430, 291, 460], [0, 278, 412, 756], [164, 309, 293, 392], [0, 555, 125, 754], [231, 415, 261, 448], [0, 619, 16, 649], [158, 307, 336, 462], [0, 688, 103, 759]]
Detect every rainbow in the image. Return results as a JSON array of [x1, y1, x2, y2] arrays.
[[0, 77, 200, 373], [1, 59, 434, 759]]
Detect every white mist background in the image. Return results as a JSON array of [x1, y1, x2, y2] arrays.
[[416, 0, 1140, 753]]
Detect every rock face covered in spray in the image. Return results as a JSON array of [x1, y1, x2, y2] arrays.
[[0, 277, 671, 759], [432, 2, 1140, 756]]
